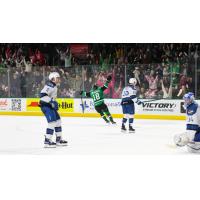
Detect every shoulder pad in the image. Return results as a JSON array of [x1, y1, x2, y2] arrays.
[[46, 81, 56, 88], [187, 103, 198, 115], [128, 85, 135, 90]]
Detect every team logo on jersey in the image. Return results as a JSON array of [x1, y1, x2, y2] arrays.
[[187, 110, 194, 114]]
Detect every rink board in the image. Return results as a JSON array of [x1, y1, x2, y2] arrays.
[[0, 98, 187, 120]]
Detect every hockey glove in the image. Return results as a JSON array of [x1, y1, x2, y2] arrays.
[[50, 100, 59, 110], [107, 75, 112, 82], [80, 91, 83, 96], [136, 100, 144, 106]]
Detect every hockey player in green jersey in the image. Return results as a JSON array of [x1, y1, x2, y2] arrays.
[[80, 75, 116, 124]]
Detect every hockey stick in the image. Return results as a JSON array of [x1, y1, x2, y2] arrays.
[[80, 94, 85, 113], [80, 69, 85, 114], [141, 98, 169, 103]]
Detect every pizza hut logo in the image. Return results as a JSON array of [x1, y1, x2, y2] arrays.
[[28, 102, 39, 107]]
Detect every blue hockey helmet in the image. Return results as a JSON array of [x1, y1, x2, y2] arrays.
[[183, 92, 195, 105]]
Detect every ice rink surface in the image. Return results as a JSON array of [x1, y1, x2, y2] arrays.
[[0, 116, 191, 155]]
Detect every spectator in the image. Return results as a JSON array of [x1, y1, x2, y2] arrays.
[[0, 43, 198, 99], [133, 66, 141, 85], [177, 75, 187, 98], [161, 79, 172, 99], [145, 72, 159, 98]]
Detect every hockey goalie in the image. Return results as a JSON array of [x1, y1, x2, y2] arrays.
[[174, 92, 200, 153]]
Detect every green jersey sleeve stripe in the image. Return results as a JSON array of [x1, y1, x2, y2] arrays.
[[104, 82, 108, 88]]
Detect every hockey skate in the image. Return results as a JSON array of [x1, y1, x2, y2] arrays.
[[104, 118, 110, 124], [44, 138, 56, 148], [121, 124, 127, 132], [129, 125, 135, 133], [56, 137, 68, 146], [110, 120, 117, 124], [109, 117, 116, 124]]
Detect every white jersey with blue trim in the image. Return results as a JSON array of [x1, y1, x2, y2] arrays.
[[40, 81, 57, 103], [121, 85, 138, 104], [186, 102, 200, 132]]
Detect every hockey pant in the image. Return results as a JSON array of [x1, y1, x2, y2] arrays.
[[121, 104, 135, 125], [95, 103, 113, 122], [41, 106, 62, 139]]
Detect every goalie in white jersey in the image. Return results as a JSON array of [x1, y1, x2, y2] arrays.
[[121, 78, 143, 133], [39, 72, 67, 148], [174, 92, 200, 153]]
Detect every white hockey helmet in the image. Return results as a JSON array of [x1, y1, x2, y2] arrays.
[[49, 72, 60, 81], [129, 78, 137, 85]]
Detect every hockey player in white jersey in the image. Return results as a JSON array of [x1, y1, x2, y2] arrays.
[[39, 72, 67, 148], [174, 92, 200, 153], [121, 78, 143, 133]]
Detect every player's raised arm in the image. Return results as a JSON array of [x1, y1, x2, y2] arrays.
[[80, 90, 91, 98], [101, 75, 112, 91]]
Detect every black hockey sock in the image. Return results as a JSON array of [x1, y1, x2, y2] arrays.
[[102, 115, 109, 123], [129, 118, 134, 124], [105, 110, 111, 116], [104, 111, 114, 122], [108, 116, 114, 122]]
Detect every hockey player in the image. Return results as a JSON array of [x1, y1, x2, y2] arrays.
[[80, 75, 116, 124], [121, 78, 143, 133], [174, 92, 200, 153], [39, 72, 67, 148]]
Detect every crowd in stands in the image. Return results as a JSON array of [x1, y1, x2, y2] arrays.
[[0, 43, 198, 99]]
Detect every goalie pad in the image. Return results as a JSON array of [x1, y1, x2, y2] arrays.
[[174, 130, 196, 147], [174, 133, 190, 147], [187, 142, 200, 153]]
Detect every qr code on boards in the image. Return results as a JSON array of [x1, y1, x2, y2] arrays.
[[11, 99, 21, 111]]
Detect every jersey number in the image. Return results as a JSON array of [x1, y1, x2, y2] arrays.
[[188, 116, 194, 122], [93, 93, 100, 101]]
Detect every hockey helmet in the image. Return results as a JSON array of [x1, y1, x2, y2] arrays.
[[129, 78, 137, 85], [183, 92, 194, 105], [49, 72, 60, 81]]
